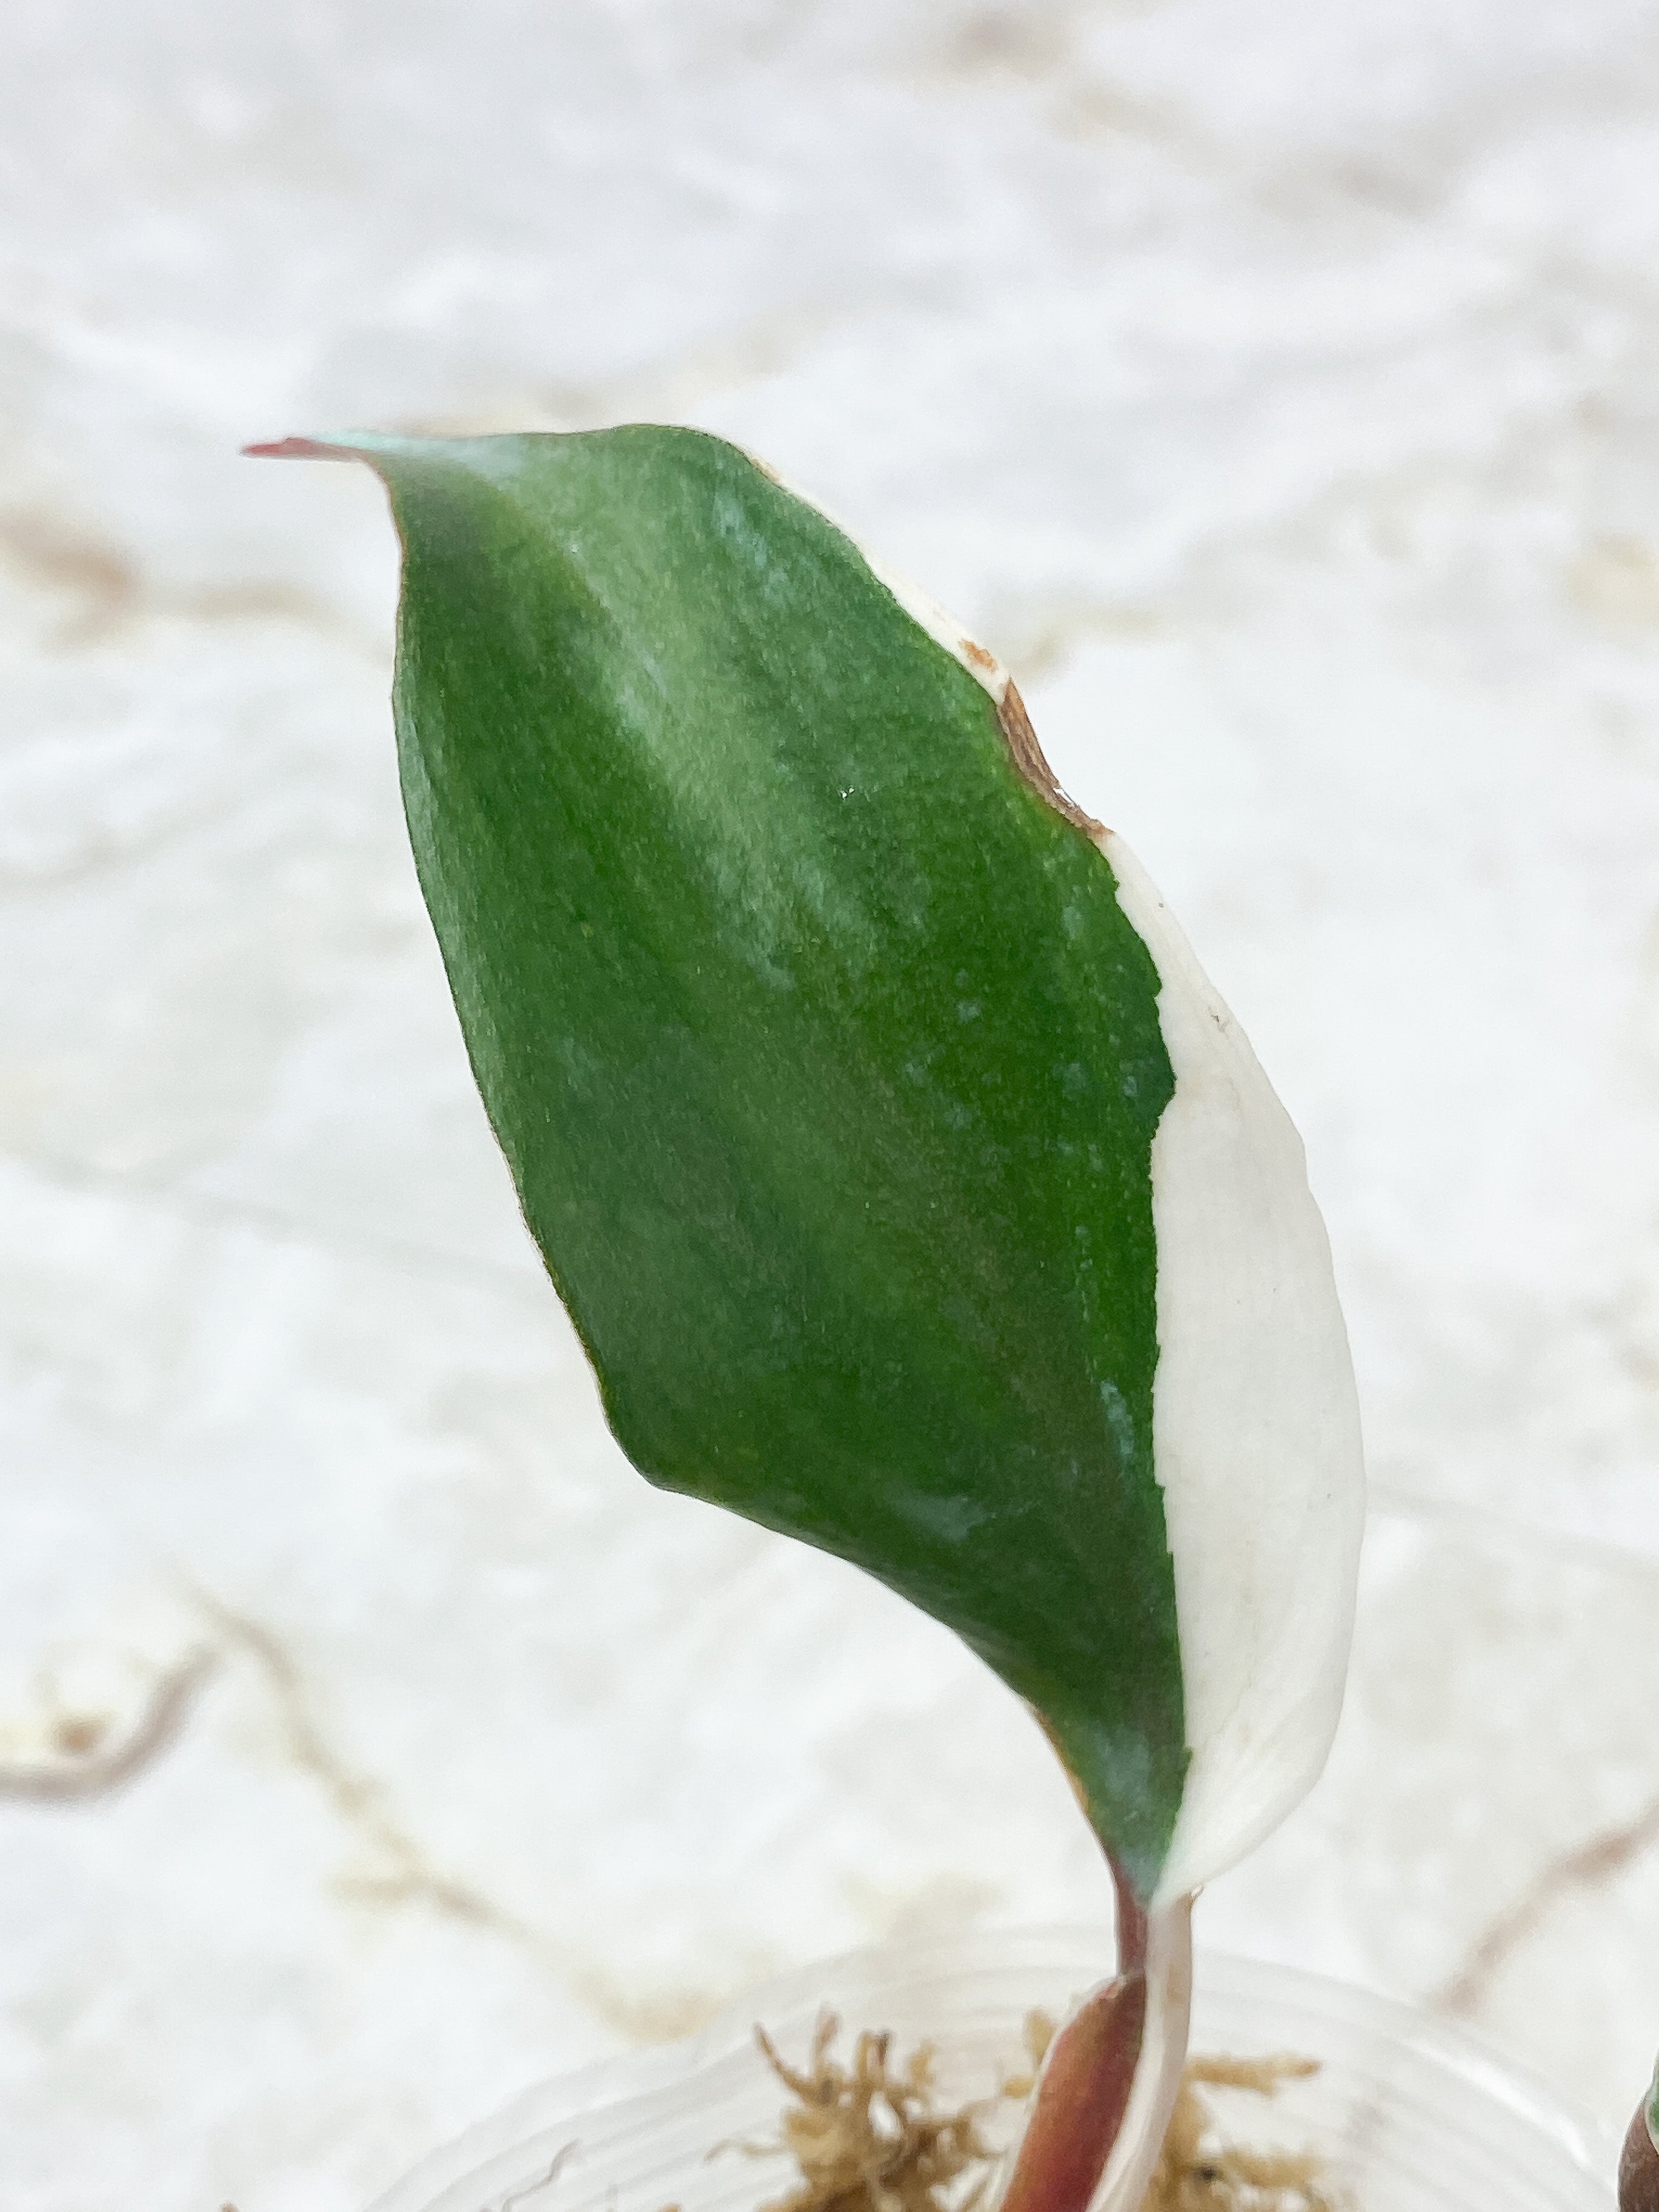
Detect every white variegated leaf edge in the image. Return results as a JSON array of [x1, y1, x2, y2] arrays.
[[600, 436, 1363, 1908], [323, 430, 1368, 1901], [1106, 834, 1365, 1902], [844, 516, 1367, 1906]]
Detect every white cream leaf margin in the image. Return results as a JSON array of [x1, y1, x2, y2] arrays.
[[1101, 835, 1365, 1902], [778, 454, 1365, 1899]]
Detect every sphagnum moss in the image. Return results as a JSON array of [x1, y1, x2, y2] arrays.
[[711, 2017, 1338, 2212]]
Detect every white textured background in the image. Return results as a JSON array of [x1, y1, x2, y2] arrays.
[[2, 2, 1658, 2204]]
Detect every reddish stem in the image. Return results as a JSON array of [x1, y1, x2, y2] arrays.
[[994, 1865, 1181, 2212], [1622, 2105, 1659, 2212], [997, 1976, 1148, 2212]]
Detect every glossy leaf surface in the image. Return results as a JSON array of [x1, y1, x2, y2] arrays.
[[317, 425, 1184, 1890], [257, 422, 1366, 1906]]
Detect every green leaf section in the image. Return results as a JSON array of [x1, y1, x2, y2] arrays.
[[1647, 2053, 1658, 2147], [339, 425, 1186, 1891]]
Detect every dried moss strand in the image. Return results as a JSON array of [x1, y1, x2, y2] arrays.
[[722, 2018, 1337, 2212]]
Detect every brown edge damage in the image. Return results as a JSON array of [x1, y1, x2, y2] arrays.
[[996, 680, 1107, 838], [248, 439, 1108, 849]]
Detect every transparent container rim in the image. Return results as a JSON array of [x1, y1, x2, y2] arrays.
[[367, 1922, 1619, 2212]]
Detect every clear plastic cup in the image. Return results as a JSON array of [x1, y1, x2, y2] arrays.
[[367, 1926, 1615, 2212]]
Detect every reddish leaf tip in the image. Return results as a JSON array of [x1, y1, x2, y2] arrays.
[[242, 436, 356, 462]]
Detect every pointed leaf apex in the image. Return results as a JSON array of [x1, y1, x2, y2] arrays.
[[242, 436, 364, 462]]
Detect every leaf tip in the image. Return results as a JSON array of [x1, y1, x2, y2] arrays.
[[242, 436, 360, 463]]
